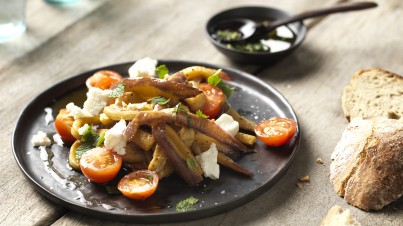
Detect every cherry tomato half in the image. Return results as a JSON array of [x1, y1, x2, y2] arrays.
[[85, 70, 123, 90], [118, 170, 159, 200], [54, 108, 76, 144], [198, 83, 226, 119], [80, 147, 122, 183], [254, 117, 297, 147]]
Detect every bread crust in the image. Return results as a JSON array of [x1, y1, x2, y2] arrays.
[[330, 117, 403, 211]]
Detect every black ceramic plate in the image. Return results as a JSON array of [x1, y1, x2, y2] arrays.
[[12, 60, 300, 223]]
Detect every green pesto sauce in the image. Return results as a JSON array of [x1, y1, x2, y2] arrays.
[[214, 20, 296, 53]]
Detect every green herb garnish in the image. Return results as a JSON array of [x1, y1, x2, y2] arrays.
[[148, 96, 170, 106], [75, 142, 94, 163], [156, 64, 169, 79], [207, 69, 235, 98], [215, 29, 242, 41], [195, 110, 208, 119], [96, 131, 105, 147], [176, 196, 199, 212], [75, 126, 104, 162], [174, 103, 192, 127], [109, 83, 125, 98]]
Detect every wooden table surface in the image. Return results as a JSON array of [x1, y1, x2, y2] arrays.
[[1, 0, 402, 225]]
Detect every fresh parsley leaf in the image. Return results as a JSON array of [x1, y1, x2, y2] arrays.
[[81, 126, 99, 144], [174, 103, 192, 127], [109, 83, 125, 98], [176, 196, 199, 212], [217, 82, 234, 98], [75, 126, 104, 162], [195, 110, 208, 119], [96, 131, 105, 147], [207, 69, 235, 98], [148, 96, 170, 106], [207, 69, 222, 86], [75, 142, 94, 163], [156, 64, 169, 79]]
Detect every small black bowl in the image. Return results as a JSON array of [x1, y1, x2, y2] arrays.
[[206, 6, 307, 64]]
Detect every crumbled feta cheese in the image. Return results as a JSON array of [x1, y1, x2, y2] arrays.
[[127, 102, 147, 110], [31, 131, 52, 147], [44, 107, 54, 125], [196, 143, 220, 179], [53, 133, 64, 146], [83, 87, 112, 116], [66, 87, 111, 119], [66, 102, 89, 119], [104, 119, 127, 155], [215, 113, 239, 136], [128, 57, 157, 78], [78, 124, 96, 135]]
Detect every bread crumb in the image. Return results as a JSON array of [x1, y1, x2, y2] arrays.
[[296, 175, 310, 188], [296, 183, 305, 188], [316, 158, 324, 164], [299, 175, 310, 182], [321, 205, 361, 226]]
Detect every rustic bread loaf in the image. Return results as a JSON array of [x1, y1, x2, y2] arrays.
[[330, 117, 403, 211], [342, 68, 403, 121], [321, 205, 361, 226]]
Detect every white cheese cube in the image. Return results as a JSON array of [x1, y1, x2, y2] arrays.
[[31, 131, 51, 147], [128, 57, 157, 78], [196, 143, 220, 179], [215, 113, 239, 136], [104, 119, 127, 155]]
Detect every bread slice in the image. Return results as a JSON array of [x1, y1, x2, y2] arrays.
[[342, 68, 403, 121], [321, 205, 361, 226], [330, 117, 403, 211]]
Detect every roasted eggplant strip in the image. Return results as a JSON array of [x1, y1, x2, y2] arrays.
[[122, 142, 147, 163], [103, 103, 153, 121], [167, 71, 186, 83], [148, 145, 175, 179], [131, 128, 155, 151], [165, 125, 204, 176], [235, 132, 257, 146], [193, 132, 236, 156], [226, 107, 257, 132], [124, 109, 252, 153], [122, 77, 202, 100], [191, 141, 252, 177], [181, 66, 231, 81], [217, 152, 253, 177], [152, 123, 203, 186]]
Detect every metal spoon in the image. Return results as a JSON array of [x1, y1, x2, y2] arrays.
[[215, 1, 377, 43]]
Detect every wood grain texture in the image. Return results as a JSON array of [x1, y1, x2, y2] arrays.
[[1, 0, 402, 225]]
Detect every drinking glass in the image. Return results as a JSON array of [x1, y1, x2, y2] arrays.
[[0, 0, 26, 43], [45, 0, 80, 6]]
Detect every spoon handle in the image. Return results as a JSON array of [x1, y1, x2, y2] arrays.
[[266, 1, 377, 30]]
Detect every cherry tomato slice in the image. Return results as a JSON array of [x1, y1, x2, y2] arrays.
[[54, 108, 76, 144], [198, 83, 226, 119], [86, 70, 123, 90], [255, 117, 297, 147], [80, 147, 122, 183], [118, 170, 159, 200], [218, 71, 232, 81]]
